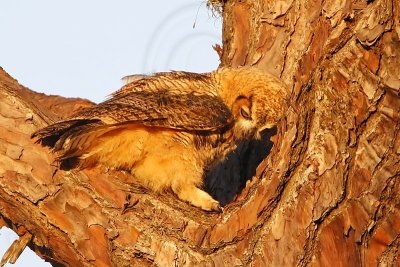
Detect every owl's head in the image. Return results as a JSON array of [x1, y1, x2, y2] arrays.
[[216, 67, 289, 140]]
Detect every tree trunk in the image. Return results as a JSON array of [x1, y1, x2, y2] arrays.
[[1, 0, 399, 266]]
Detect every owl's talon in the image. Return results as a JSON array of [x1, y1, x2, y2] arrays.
[[173, 185, 221, 212], [203, 199, 222, 212], [210, 202, 223, 213]]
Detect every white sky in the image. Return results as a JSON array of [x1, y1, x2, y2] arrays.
[[0, 1, 221, 266], [0, 0, 221, 102]]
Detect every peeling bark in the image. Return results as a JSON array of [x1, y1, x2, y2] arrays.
[[0, 0, 399, 266]]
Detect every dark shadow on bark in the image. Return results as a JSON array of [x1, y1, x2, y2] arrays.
[[205, 127, 276, 205]]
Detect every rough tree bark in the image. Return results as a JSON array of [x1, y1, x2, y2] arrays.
[[0, 0, 399, 266]]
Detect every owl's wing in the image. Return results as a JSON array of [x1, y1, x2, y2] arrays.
[[112, 71, 217, 97], [75, 90, 233, 130], [32, 90, 233, 149]]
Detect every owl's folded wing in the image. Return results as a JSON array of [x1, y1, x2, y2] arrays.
[[78, 90, 233, 131], [32, 90, 233, 148], [112, 71, 216, 97]]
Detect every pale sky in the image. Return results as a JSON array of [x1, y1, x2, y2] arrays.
[[0, 1, 221, 266]]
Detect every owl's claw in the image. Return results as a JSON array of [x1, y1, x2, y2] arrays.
[[201, 201, 222, 212], [206, 199, 222, 212], [210, 202, 223, 213], [173, 185, 222, 212]]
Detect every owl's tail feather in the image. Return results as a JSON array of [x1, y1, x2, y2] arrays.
[[31, 119, 102, 148], [32, 119, 108, 168]]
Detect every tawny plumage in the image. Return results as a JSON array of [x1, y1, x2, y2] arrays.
[[32, 67, 289, 211]]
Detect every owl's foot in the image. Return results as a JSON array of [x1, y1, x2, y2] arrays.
[[173, 185, 221, 212]]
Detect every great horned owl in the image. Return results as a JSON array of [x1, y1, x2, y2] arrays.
[[32, 67, 289, 211]]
